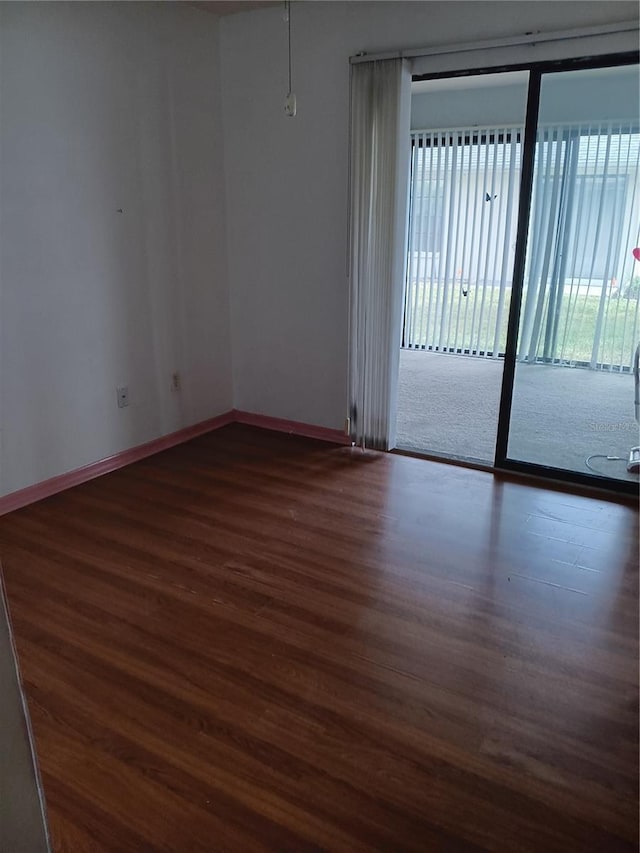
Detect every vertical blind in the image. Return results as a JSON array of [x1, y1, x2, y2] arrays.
[[519, 121, 640, 371], [404, 126, 522, 358], [404, 122, 640, 370], [348, 58, 411, 450]]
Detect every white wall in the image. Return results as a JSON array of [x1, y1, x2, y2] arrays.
[[0, 2, 232, 496], [221, 0, 638, 429]]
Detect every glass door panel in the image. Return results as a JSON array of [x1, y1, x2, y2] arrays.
[[506, 64, 640, 483], [396, 71, 529, 462]]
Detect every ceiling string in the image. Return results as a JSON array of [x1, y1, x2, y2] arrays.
[[287, 1, 292, 94], [284, 1, 296, 116]]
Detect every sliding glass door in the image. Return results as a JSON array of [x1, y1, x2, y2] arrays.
[[394, 55, 638, 491], [500, 61, 640, 489]]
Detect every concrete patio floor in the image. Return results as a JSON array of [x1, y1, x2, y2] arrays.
[[396, 350, 640, 484]]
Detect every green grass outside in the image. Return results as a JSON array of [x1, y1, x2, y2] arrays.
[[404, 282, 640, 367]]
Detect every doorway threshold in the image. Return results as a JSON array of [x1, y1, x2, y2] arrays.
[[391, 445, 638, 505]]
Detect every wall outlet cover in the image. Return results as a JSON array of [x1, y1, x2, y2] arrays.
[[116, 386, 129, 408]]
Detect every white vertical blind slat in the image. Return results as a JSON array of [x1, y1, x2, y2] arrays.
[[450, 140, 465, 350]]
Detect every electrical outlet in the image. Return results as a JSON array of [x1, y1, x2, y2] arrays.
[[116, 385, 129, 408], [171, 372, 181, 392]]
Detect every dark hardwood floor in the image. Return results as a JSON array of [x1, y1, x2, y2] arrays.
[[0, 424, 637, 852]]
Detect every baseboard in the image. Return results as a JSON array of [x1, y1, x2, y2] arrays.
[[233, 410, 350, 445], [0, 409, 350, 517], [0, 411, 235, 517]]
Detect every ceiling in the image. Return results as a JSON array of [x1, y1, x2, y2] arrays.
[[191, 1, 280, 16]]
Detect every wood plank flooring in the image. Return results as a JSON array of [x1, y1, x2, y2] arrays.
[[0, 424, 637, 852]]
